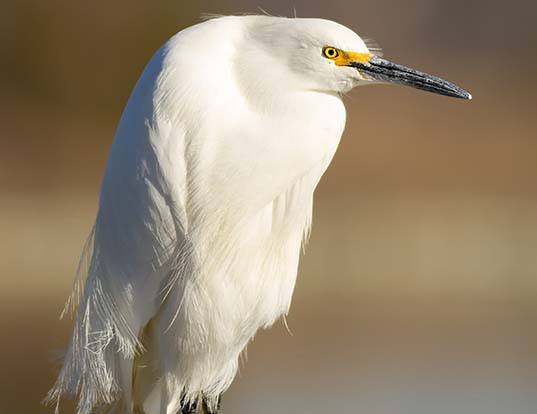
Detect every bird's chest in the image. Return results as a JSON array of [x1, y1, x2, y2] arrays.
[[214, 160, 330, 332], [200, 92, 345, 216], [184, 93, 345, 331]]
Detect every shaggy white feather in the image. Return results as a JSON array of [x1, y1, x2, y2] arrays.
[[48, 15, 370, 414]]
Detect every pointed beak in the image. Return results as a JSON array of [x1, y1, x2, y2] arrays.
[[350, 56, 472, 100]]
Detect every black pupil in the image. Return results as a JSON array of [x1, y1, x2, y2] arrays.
[[328, 49, 335, 56]]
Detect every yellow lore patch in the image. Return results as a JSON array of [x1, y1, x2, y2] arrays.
[[334, 50, 373, 66]]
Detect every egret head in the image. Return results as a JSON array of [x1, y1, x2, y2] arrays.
[[241, 17, 471, 99]]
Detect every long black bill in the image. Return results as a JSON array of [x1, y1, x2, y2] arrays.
[[351, 56, 471, 100]]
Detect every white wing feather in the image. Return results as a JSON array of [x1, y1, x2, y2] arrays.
[[48, 15, 347, 414]]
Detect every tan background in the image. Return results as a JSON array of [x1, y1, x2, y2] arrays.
[[1, 1, 537, 413]]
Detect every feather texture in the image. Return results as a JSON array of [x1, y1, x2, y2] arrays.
[[47, 15, 372, 413]]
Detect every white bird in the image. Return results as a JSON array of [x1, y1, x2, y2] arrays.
[[47, 15, 470, 414]]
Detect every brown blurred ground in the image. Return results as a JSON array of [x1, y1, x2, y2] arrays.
[[1, 1, 537, 413]]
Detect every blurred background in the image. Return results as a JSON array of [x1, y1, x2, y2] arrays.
[[2, 0, 537, 413]]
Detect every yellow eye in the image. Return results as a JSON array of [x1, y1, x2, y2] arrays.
[[322, 47, 340, 59]]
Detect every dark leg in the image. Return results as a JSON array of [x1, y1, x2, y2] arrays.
[[201, 395, 221, 414], [181, 398, 198, 414]]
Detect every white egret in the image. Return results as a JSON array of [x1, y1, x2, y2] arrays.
[[47, 15, 470, 414]]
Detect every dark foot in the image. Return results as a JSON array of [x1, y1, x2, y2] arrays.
[[180, 394, 221, 413], [181, 399, 198, 414], [201, 395, 221, 414]]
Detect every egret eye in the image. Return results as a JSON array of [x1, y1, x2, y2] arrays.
[[322, 47, 339, 59]]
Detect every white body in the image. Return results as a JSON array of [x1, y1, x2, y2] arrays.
[[50, 15, 370, 414]]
